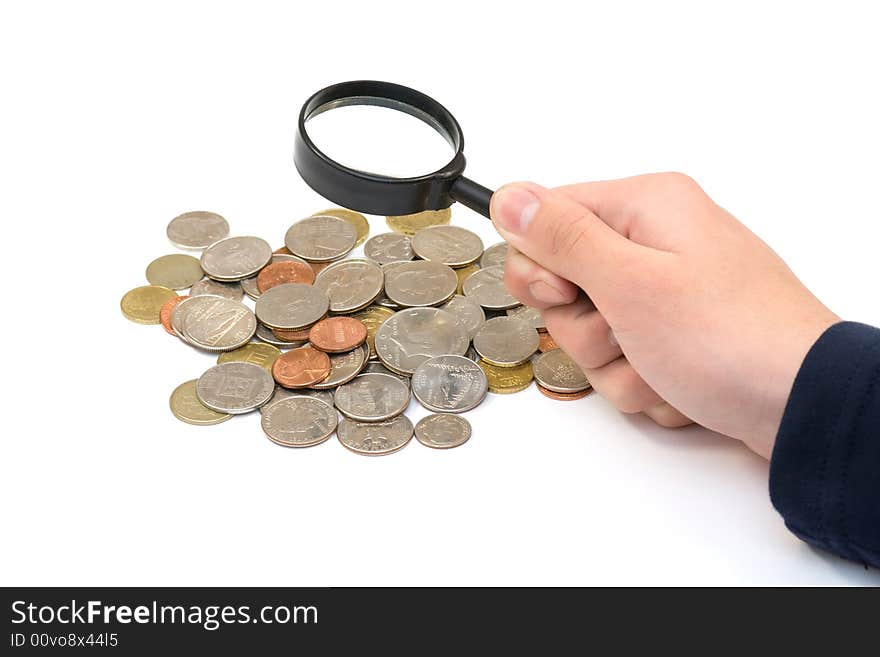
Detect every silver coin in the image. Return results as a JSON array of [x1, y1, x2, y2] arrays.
[[374, 307, 469, 375], [414, 414, 472, 449], [473, 316, 539, 367], [374, 292, 401, 309], [361, 361, 410, 381], [506, 304, 545, 330], [313, 258, 383, 314], [284, 215, 357, 262], [260, 386, 335, 414], [196, 361, 274, 414], [182, 298, 257, 352], [254, 323, 307, 349], [334, 373, 410, 422], [383, 260, 458, 307], [480, 241, 508, 269], [411, 355, 488, 413], [441, 294, 486, 339], [270, 253, 312, 266], [200, 236, 272, 281], [241, 275, 260, 300], [166, 211, 229, 250], [532, 348, 591, 393], [170, 294, 225, 342], [190, 277, 243, 301], [310, 343, 369, 390], [261, 396, 338, 447], [255, 283, 329, 330], [364, 233, 414, 265], [411, 225, 484, 267], [337, 414, 414, 456], [462, 265, 519, 310], [374, 262, 407, 309]]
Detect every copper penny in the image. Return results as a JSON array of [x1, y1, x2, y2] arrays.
[[538, 332, 559, 352], [256, 261, 316, 293], [159, 295, 188, 336], [274, 246, 293, 255], [272, 347, 331, 388], [537, 384, 592, 401], [308, 317, 368, 353], [272, 326, 314, 342]]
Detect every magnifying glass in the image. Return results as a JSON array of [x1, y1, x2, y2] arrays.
[[294, 80, 494, 219]]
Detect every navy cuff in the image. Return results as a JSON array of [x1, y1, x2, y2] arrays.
[[769, 321, 880, 568]]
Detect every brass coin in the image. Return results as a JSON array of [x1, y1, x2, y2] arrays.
[[217, 342, 282, 372], [121, 285, 178, 324], [169, 380, 231, 425], [312, 208, 370, 247], [477, 359, 533, 394], [455, 264, 479, 294], [350, 306, 395, 359], [386, 208, 451, 235], [145, 254, 204, 290]]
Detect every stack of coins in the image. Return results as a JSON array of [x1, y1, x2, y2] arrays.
[[121, 207, 592, 455]]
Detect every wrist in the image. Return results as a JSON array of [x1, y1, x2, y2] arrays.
[[742, 311, 840, 459]]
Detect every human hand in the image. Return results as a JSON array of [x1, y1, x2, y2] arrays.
[[490, 174, 839, 459]]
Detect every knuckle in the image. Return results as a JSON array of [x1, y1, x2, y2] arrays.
[[658, 171, 701, 194]]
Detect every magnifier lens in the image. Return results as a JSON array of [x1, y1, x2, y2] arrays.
[[295, 81, 493, 218], [303, 100, 457, 179]]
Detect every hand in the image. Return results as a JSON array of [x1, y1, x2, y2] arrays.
[[489, 174, 839, 459]]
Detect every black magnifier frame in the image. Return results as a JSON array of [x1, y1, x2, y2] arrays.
[[294, 80, 494, 219]]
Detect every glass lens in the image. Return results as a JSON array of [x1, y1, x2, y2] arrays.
[[304, 101, 457, 179]]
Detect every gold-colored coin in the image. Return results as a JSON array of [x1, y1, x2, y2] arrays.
[[169, 380, 232, 425], [216, 342, 282, 372], [120, 285, 178, 324], [312, 208, 370, 246], [351, 305, 395, 359], [455, 263, 480, 293], [386, 208, 451, 235], [478, 358, 533, 394], [145, 253, 204, 290]]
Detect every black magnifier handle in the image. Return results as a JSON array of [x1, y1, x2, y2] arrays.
[[450, 176, 494, 219], [296, 81, 498, 221]]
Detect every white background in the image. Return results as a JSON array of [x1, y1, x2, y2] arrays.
[[1, 1, 878, 585]]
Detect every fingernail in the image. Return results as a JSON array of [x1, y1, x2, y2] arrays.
[[493, 185, 540, 234], [529, 280, 569, 304]]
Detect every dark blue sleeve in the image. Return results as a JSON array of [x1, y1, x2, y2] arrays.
[[770, 321, 880, 568]]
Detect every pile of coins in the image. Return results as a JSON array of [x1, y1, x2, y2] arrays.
[[121, 207, 592, 455]]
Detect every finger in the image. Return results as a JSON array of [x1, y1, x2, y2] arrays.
[[554, 173, 709, 250], [490, 182, 658, 297], [504, 247, 579, 310], [643, 402, 694, 429], [541, 302, 623, 370], [583, 356, 664, 414]]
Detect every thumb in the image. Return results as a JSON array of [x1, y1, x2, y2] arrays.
[[489, 182, 650, 296]]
